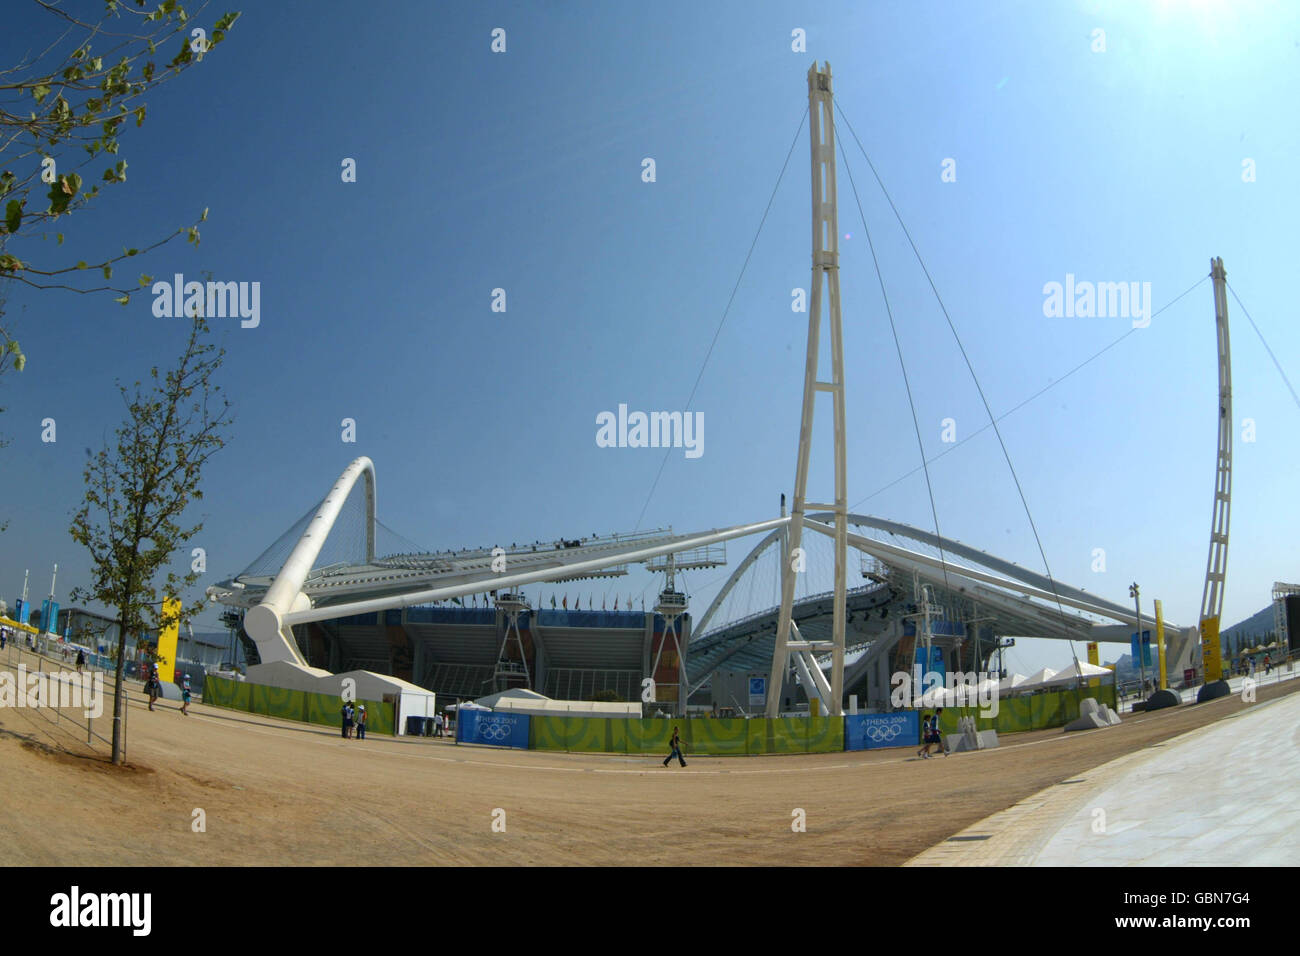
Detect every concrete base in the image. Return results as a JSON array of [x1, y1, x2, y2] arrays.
[[943, 726, 999, 752], [1145, 688, 1181, 711], [1196, 679, 1232, 703], [1103, 706, 1122, 725], [1064, 711, 1111, 732]]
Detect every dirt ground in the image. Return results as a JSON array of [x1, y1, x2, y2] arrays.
[[4, 646, 1295, 866]]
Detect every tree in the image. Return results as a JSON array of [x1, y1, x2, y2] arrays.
[[0, 1, 240, 370], [69, 313, 231, 764]]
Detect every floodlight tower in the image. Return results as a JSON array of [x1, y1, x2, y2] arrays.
[[1197, 257, 1232, 680], [903, 575, 943, 694], [651, 554, 689, 716], [766, 61, 851, 718], [647, 544, 726, 716], [493, 591, 532, 692]]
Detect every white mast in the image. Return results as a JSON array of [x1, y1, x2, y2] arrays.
[[766, 62, 850, 718], [1198, 257, 1232, 676]]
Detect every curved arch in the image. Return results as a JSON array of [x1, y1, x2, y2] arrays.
[[245, 456, 377, 663], [696, 511, 1149, 645], [694, 527, 785, 636], [808, 512, 1135, 621]]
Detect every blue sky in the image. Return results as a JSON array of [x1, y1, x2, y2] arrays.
[[1, 1, 1298, 676]]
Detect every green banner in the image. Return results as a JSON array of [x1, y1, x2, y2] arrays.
[[934, 684, 1118, 736], [530, 714, 844, 755], [203, 675, 395, 735]]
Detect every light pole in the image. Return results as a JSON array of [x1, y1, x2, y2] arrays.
[[1130, 582, 1145, 696]]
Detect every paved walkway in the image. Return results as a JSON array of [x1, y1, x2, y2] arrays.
[[909, 689, 1300, 866]]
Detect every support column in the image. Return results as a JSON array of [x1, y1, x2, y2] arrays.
[[1198, 257, 1232, 682], [767, 61, 850, 718]]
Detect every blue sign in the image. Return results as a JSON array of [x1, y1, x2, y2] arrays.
[[748, 677, 766, 706], [915, 646, 945, 692], [12, 598, 26, 628], [455, 710, 530, 749], [1130, 630, 1152, 668], [845, 712, 920, 751], [40, 599, 59, 635]]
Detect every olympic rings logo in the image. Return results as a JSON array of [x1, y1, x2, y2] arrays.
[[477, 720, 511, 742], [864, 723, 903, 742]]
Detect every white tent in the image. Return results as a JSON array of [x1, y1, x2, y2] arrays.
[[998, 673, 1027, 694], [1018, 667, 1057, 691], [1041, 660, 1113, 686], [974, 677, 1002, 704], [914, 684, 951, 708]]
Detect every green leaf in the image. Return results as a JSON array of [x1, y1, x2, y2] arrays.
[[139, 274, 153, 287], [103, 264, 113, 280], [32, 84, 51, 104], [115, 295, 130, 306], [4, 199, 20, 234], [77, 261, 88, 270], [126, 247, 139, 256], [57, 233, 64, 245]]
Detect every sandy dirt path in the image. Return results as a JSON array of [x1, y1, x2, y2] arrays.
[[4, 645, 1293, 866]]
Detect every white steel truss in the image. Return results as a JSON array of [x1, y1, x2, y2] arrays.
[[766, 61, 850, 718], [1198, 257, 1233, 654]]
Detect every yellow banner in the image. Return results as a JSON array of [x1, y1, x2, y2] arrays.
[[1155, 600, 1167, 690], [1200, 615, 1222, 682], [1086, 642, 1099, 688], [156, 597, 182, 684]]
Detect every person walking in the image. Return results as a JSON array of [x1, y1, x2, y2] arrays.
[[75, 648, 86, 673], [433, 712, 444, 738], [180, 674, 192, 716], [356, 704, 367, 740], [341, 702, 353, 738], [146, 665, 161, 711], [918, 709, 945, 758], [663, 725, 687, 767]]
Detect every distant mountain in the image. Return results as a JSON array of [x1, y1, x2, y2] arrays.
[[1221, 605, 1276, 645]]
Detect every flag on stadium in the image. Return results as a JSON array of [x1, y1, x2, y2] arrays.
[[550, 594, 556, 608], [562, 595, 568, 609]]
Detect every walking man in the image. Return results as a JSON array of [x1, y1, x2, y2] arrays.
[[181, 674, 192, 716], [147, 665, 161, 711], [341, 702, 353, 738], [918, 709, 945, 758], [663, 725, 687, 767], [433, 712, 444, 738], [356, 704, 367, 740]]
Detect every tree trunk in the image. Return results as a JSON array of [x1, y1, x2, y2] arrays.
[[111, 618, 127, 765]]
